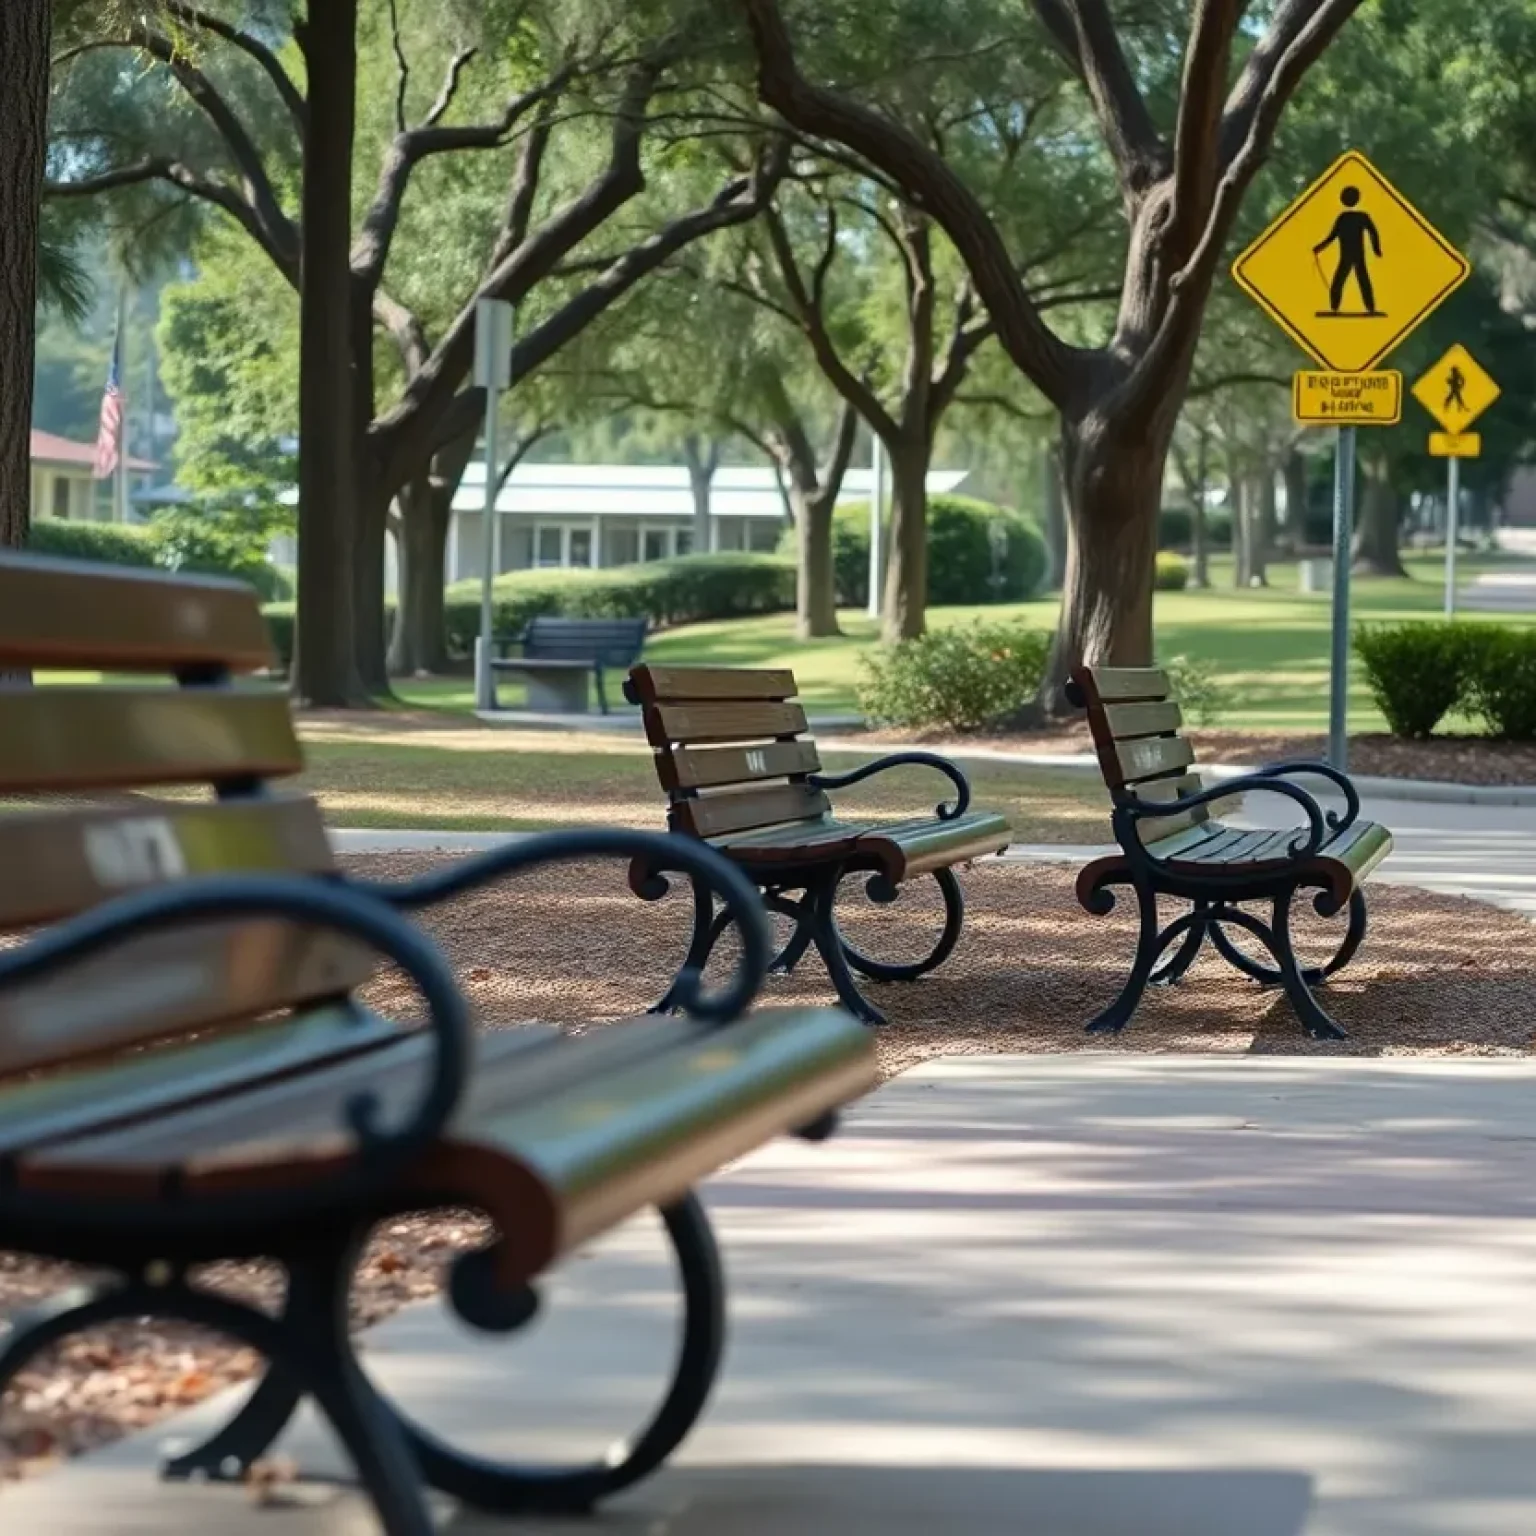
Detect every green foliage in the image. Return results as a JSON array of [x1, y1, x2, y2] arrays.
[[27, 520, 160, 568], [1163, 654, 1229, 727], [1468, 630, 1536, 741], [1154, 551, 1190, 591], [856, 622, 1051, 733], [800, 494, 1045, 607], [152, 502, 294, 601], [1157, 506, 1192, 550], [1354, 623, 1479, 739]]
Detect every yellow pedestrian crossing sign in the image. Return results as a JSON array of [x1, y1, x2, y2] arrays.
[[1413, 344, 1499, 434], [1232, 150, 1471, 373]]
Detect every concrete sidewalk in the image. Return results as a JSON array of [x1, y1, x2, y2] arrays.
[[11, 1056, 1536, 1533]]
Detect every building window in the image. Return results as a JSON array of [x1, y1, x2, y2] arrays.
[[51, 476, 70, 520], [747, 520, 781, 553], [642, 529, 669, 563], [535, 526, 563, 568], [675, 528, 694, 557], [569, 528, 593, 568], [609, 528, 639, 567]]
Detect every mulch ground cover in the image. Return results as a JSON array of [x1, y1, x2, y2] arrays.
[[5, 852, 1535, 1483]]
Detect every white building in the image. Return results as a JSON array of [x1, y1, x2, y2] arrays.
[[28, 429, 154, 523], [444, 462, 970, 582]]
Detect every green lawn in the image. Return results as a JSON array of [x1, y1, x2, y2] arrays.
[[398, 551, 1531, 733], [294, 725, 1110, 840]]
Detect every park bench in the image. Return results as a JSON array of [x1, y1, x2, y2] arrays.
[[491, 615, 647, 713], [0, 553, 876, 1535], [1068, 664, 1394, 1040], [624, 663, 1013, 1026]]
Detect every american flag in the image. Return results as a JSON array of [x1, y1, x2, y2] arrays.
[[93, 330, 124, 480]]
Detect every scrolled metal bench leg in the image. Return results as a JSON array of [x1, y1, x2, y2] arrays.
[[1210, 889, 1366, 990], [765, 889, 816, 976], [1085, 876, 1159, 1036], [1149, 903, 1208, 988], [651, 876, 718, 1014], [837, 868, 966, 984], [1319, 889, 1368, 981], [385, 1194, 727, 1515], [806, 871, 888, 1026], [1271, 888, 1349, 1040], [161, 1364, 303, 1482]]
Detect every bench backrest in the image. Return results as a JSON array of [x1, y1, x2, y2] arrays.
[[0, 553, 366, 1083], [626, 664, 830, 840], [1072, 665, 1235, 846], [524, 617, 647, 665]]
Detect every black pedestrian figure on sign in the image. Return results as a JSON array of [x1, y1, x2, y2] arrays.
[[1444, 364, 1468, 414], [1313, 186, 1383, 316]]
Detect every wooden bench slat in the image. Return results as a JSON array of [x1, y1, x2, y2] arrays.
[[0, 688, 302, 792], [673, 784, 831, 839], [1113, 734, 1195, 787], [0, 1004, 403, 1157], [1103, 700, 1183, 739], [647, 701, 807, 747], [0, 797, 332, 928], [631, 665, 798, 704], [0, 553, 274, 672], [856, 811, 1013, 880], [1088, 667, 1171, 703], [660, 740, 821, 791], [0, 919, 372, 1078]]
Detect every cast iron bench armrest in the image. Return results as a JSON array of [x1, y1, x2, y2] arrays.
[[1119, 773, 1329, 862], [1255, 759, 1361, 833], [350, 826, 771, 1026], [808, 752, 972, 821], [0, 874, 471, 1209]]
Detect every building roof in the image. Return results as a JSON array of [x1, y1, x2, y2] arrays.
[[452, 462, 970, 518], [30, 428, 154, 473]]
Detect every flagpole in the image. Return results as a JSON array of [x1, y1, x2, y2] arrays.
[[114, 285, 129, 524]]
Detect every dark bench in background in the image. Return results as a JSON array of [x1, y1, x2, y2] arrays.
[[1069, 663, 1393, 1040], [491, 616, 648, 714], [626, 663, 1013, 1026], [0, 554, 875, 1535]]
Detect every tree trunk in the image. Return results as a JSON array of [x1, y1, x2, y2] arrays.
[[0, 0, 49, 552], [351, 285, 390, 698], [1230, 468, 1250, 587], [1031, 407, 1168, 717], [1282, 447, 1307, 553], [1041, 436, 1067, 590], [1190, 427, 1210, 588], [881, 437, 929, 643], [682, 436, 718, 555], [1252, 463, 1275, 586], [388, 476, 451, 676], [1352, 458, 1405, 576], [292, 0, 366, 707], [795, 486, 840, 638]]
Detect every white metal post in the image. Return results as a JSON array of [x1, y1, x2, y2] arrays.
[[1444, 456, 1461, 618], [867, 433, 884, 620], [473, 299, 513, 711]]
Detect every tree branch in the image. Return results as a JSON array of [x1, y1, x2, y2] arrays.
[[162, 1, 308, 135], [387, 0, 410, 134], [1166, 0, 1244, 263], [422, 46, 477, 128], [1032, 0, 1166, 195], [739, 0, 1080, 408]]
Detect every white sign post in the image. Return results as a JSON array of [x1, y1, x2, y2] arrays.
[[473, 299, 514, 712], [867, 434, 884, 621]]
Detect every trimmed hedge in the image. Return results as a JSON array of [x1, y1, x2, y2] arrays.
[[25, 516, 294, 601], [1355, 620, 1536, 740], [262, 552, 796, 671], [857, 621, 1051, 732], [787, 493, 1045, 608], [1154, 551, 1190, 591]]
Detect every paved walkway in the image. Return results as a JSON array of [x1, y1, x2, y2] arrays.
[[12, 1056, 1536, 1533]]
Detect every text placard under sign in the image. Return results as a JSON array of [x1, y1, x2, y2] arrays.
[[1292, 370, 1402, 425], [1428, 432, 1481, 458]]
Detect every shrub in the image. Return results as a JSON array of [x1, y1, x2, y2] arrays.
[[1154, 551, 1190, 591], [27, 519, 160, 567], [856, 621, 1051, 733], [1355, 622, 1483, 739], [801, 493, 1045, 608], [1163, 654, 1229, 727], [262, 601, 295, 670], [1158, 506, 1192, 550], [1467, 628, 1536, 740]]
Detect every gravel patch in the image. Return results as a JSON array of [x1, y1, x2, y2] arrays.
[[5, 851, 1534, 1483]]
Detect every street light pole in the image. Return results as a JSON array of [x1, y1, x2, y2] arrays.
[[473, 299, 513, 712], [867, 432, 884, 621]]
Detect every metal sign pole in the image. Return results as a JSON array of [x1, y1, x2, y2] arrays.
[[1327, 425, 1357, 770], [473, 299, 513, 712], [867, 434, 884, 621], [1444, 455, 1460, 618]]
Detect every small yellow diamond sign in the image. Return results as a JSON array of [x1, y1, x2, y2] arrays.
[[1429, 432, 1481, 458], [1233, 150, 1470, 373], [1413, 344, 1500, 434], [1292, 370, 1402, 425]]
